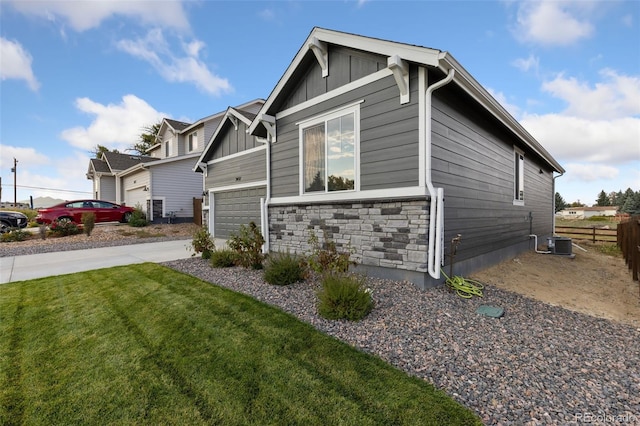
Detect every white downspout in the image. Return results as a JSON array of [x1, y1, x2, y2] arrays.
[[262, 135, 272, 253], [425, 68, 455, 280]]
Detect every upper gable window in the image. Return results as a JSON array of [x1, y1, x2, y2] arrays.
[[165, 140, 172, 157], [513, 147, 525, 205], [188, 131, 198, 152], [299, 104, 359, 194]]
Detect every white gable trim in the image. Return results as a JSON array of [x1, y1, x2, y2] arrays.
[[277, 69, 391, 120], [207, 145, 266, 165]]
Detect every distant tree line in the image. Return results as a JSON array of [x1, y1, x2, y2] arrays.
[[555, 188, 640, 215]]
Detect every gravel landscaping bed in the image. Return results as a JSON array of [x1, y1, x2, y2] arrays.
[[5, 229, 639, 425], [163, 257, 640, 426]]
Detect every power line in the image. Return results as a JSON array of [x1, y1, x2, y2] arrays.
[[1, 184, 92, 194]]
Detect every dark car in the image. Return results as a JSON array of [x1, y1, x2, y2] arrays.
[[36, 200, 134, 225], [0, 211, 29, 233]]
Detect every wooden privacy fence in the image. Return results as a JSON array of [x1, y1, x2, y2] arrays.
[[617, 216, 640, 282], [193, 198, 203, 226], [554, 226, 617, 243]]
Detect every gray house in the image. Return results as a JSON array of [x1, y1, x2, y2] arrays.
[[218, 28, 565, 288], [194, 100, 266, 236]]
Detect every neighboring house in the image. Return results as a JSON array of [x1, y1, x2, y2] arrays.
[[115, 100, 266, 223], [115, 115, 216, 223], [195, 100, 266, 236], [86, 152, 155, 203], [238, 27, 564, 288], [557, 206, 618, 219]]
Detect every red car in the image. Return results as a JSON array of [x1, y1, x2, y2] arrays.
[[36, 200, 135, 225]]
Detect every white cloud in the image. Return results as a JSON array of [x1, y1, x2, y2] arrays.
[[513, 1, 594, 46], [511, 54, 539, 73], [117, 29, 232, 96], [59, 94, 166, 151], [487, 88, 521, 119], [9, 0, 189, 32], [563, 163, 619, 182], [541, 69, 640, 120], [0, 145, 50, 170], [521, 114, 640, 165], [622, 14, 633, 28], [0, 37, 40, 91]]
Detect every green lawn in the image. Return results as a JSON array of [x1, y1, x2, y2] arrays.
[[0, 264, 480, 425]]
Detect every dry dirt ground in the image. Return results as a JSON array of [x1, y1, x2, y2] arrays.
[[472, 240, 640, 327]]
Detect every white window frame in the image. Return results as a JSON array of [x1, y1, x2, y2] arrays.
[[297, 103, 361, 197], [188, 131, 198, 153], [165, 139, 172, 158], [513, 147, 525, 205]]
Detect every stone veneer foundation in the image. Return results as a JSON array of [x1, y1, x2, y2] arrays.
[[269, 199, 434, 286]]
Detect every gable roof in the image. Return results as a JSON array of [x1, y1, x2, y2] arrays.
[[88, 157, 111, 174], [102, 151, 155, 172], [165, 118, 192, 132], [249, 27, 564, 174], [194, 100, 266, 172]]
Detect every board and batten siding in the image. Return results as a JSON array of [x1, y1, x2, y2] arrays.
[[279, 46, 387, 111], [151, 157, 203, 218], [271, 65, 421, 198], [211, 120, 261, 160], [430, 85, 554, 265]]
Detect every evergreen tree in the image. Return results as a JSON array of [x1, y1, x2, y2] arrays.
[[621, 191, 640, 215], [130, 122, 161, 155], [615, 190, 625, 209], [596, 190, 610, 206], [554, 192, 567, 213], [618, 188, 635, 211]]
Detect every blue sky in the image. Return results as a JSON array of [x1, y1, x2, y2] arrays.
[[1, 0, 638, 206]]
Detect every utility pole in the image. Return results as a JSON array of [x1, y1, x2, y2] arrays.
[[11, 158, 17, 207]]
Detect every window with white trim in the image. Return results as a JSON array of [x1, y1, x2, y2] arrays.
[[188, 131, 198, 152], [299, 105, 359, 194], [165, 139, 172, 157], [514, 147, 524, 204]]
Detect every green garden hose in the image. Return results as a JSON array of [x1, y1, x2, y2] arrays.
[[441, 269, 484, 299]]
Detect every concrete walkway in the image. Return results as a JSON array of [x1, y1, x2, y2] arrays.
[[0, 239, 196, 284]]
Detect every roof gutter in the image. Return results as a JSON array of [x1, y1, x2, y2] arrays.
[[424, 67, 455, 280]]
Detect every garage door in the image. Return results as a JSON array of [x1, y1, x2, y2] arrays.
[[214, 187, 265, 238]]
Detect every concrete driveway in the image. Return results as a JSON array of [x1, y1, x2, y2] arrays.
[[1, 239, 195, 284]]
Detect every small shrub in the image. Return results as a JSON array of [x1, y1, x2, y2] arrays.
[[210, 249, 237, 268], [128, 207, 148, 228], [317, 273, 373, 321], [82, 212, 96, 236], [190, 227, 215, 258], [308, 230, 355, 275], [1, 228, 30, 242], [39, 224, 47, 240], [50, 218, 81, 236], [228, 222, 265, 269], [264, 251, 306, 286]]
